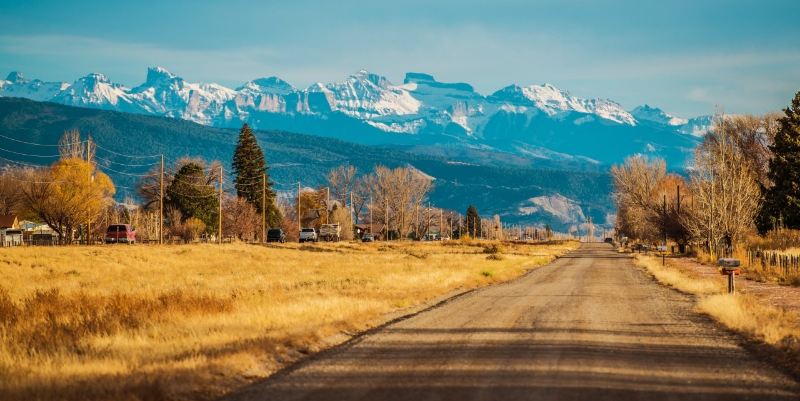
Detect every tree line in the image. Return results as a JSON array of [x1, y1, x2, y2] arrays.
[[612, 90, 800, 253]]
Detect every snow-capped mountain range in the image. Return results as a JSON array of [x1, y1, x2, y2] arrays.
[[0, 67, 712, 167]]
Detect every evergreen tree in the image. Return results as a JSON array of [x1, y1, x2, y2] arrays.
[[166, 163, 218, 231], [231, 123, 282, 227], [758, 91, 800, 232], [465, 205, 482, 238]]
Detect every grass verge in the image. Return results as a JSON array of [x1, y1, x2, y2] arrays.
[[0, 240, 577, 400], [633, 254, 800, 367]]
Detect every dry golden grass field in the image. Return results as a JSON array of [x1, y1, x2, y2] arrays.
[[0, 239, 578, 401]]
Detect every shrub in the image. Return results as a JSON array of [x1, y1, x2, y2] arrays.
[[486, 254, 505, 261], [483, 243, 505, 254]]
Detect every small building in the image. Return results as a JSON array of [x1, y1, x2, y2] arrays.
[[2, 229, 22, 247], [0, 215, 21, 246], [354, 224, 386, 240], [0, 215, 19, 230]]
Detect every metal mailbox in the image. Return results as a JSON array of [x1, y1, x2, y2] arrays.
[[718, 258, 741, 294]]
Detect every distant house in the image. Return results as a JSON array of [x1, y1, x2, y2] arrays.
[[0, 215, 19, 230], [354, 223, 386, 240], [0, 215, 22, 246]]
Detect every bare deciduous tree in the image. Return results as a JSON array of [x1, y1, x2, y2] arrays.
[[683, 111, 762, 251], [223, 196, 259, 241], [0, 167, 25, 215], [363, 165, 432, 240]]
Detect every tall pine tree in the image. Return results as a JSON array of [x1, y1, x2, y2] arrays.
[[758, 91, 800, 232], [231, 123, 282, 227], [465, 205, 482, 238]]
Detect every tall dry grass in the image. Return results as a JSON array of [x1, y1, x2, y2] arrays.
[[633, 255, 800, 346], [0, 240, 577, 400]]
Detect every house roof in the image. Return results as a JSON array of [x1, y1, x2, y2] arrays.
[[354, 224, 386, 232], [0, 215, 18, 229]]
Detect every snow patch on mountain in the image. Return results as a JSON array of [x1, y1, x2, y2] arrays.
[[406, 164, 435, 181], [491, 84, 636, 125], [678, 115, 714, 137], [324, 70, 421, 118], [631, 105, 687, 126], [518, 194, 586, 223]]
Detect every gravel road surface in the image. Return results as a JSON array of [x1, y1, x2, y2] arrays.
[[224, 243, 799, 400]]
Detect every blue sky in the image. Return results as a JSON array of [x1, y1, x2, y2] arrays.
[[1, 0, 798, 118]]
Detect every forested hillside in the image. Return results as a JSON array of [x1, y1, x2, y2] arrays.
[[0, 97, 614, 229]]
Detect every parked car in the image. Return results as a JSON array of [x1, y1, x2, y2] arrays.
[[299, 227, 318, 243], [361, 233, 375, 242], [266, 228, 286, 243], [604, 237, 614, 243], [105, 224, 136, 244]]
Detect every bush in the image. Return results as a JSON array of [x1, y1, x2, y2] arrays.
[[486, 254, 505, 261], [483, 243, 505, 254]]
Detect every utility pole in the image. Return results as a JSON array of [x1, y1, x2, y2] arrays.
[[710, 171, 714, 258], [369, 196, 373, 237], [663, 194, 667, 247], [86, 140, 91, 245], [297, 182, 301, 233], [385, 196, 388, 241], [427, 202, 431, 240], [218, 165, 222, 244], [439, 208, 442, 238], [262, 173, 266, 244], [327, 187, 330, 224], [160, 154, 164, 245]]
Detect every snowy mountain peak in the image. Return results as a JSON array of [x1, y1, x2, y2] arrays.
[[517, 84, 635, 125], [145, 67, 177, 85], [80, 73, 116, 86], [6, 72, 26, 83], [236, 77, 296, 95], [350, 70, 392, 89], [630, 104, 687, 126], [0, 68, 710, 147]]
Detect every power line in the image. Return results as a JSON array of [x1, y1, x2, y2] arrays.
[[95, 156, 159, 168], [0, 145, 61, 158], [93, 142, 161, 159], [0, 132, 72, 147], [99, 165, 154, 177]]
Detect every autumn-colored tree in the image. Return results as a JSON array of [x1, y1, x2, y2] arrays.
[[21, 158, 115, 244], [296, 188, 327, 228]]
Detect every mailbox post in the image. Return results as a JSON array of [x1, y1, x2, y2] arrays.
[[657, 245, 667, 265], [718, 258, 740, 294]]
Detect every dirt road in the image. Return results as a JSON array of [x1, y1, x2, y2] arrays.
[[224, 243, 799, 400]]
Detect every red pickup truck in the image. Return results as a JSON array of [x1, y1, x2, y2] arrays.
[[105, 224, 136, 244]]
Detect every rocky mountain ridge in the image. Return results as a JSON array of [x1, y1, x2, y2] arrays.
[[1, 68, 710, 167]]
